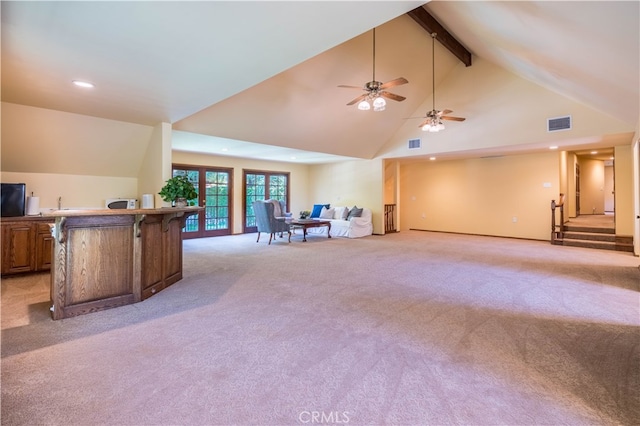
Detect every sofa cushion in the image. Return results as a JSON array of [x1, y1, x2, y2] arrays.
[[332, 206, 348, 220], [310, 203, 330, 218], [347, 206, 363, 220], [319, 206, 335, 219], [265, 199, 282, 217]]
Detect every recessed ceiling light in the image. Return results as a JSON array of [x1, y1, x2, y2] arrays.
[[591, 151, 598, 154], [221, 148, 228, 152], [290, 156, 297, 160], [549, 146, 558, 150], [72, 80, 94, 88], [429, 157, 436, 161]]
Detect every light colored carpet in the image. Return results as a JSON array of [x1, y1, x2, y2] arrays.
[[2, 230, 639, 425]]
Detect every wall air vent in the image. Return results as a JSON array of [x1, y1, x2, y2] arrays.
[[408, 138, 421, 149], [547, 115, 572, 132]]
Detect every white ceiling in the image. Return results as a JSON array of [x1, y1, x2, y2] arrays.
[[2, 1, 638, 164]]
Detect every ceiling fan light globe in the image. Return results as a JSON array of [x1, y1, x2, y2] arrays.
[[357, 100, 370, 111], [373, 97, 386, 111]]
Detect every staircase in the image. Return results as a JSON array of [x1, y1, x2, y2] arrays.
[[562, 224, 634, 252], [550, 199, 634, 252]]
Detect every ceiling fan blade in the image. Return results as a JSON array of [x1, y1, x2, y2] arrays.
[[417, 119, 430, 128], [346, 94, 367, 106], [338, 85, 364, 90], [380, 91, 406, 102], [379, 77, 408, 90], [441, 109, 453, 115], [441, 116, 466, 121]]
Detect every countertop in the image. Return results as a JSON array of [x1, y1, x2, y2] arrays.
[[42, 206, 204, 217]]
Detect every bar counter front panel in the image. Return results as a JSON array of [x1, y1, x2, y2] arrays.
[[47, 207, 202, 320]]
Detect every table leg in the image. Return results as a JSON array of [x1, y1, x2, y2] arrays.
[[302, 227, 308, 242], [327, 222, 331, 238]]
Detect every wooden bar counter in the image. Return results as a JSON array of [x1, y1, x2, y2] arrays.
[[44, 207, 202, 320]]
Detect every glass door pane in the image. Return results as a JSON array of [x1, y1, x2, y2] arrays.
[[173, 165, 232, 239], [243, 170, 289, 233], [172, 168, 200, 235], [204, 170, 231, 235]]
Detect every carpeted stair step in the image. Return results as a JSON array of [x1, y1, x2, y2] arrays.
[[562, 238, 618, 250], [564, 225, 615, 234], [563, 231, 615, 242], [561, 238, 635, 252]]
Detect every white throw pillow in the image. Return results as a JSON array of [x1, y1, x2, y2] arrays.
[[332, 206, 346, 220], [265, 199, 282, 217], [341, 207, 349, 220], [319, 206, 335, 219]]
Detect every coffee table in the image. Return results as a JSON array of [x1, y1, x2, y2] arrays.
[[288, 219, 331, 242]]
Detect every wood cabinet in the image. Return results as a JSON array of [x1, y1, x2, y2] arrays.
[[35, 223, 54, 271], [1, 218, 54, 275], [140, 214, 184, 300], [48, 207, 201, 319]]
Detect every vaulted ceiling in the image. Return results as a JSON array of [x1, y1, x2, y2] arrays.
[[2, 1, 638, 164]]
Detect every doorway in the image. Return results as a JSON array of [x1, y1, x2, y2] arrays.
[[575, 163, 580, 216], [243, 169, 290, 234], [172, 164, 233, 239], [604, 161, 614, 213]]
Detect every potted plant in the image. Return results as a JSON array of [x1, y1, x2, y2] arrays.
[[158, 175, 197, 207]]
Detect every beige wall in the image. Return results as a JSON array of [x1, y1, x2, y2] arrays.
[[1, 102, 154, 177], [559, 150, 568, 203], [578, 158, 605, 215], [0, 171, 137, 210], [308, 159, 384, 234], [172, 151, 311, 234], [138, 123, 173, 208], [633, 134, 640, 255], [399, 152, 560, 240], [614, 145, 634, 236], [1, 103, 158, 211], [566, 153, 578, 218]]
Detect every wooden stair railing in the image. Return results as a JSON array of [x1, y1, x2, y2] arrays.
[[384, 204, 397, 233], [551, 193, 565, 244]]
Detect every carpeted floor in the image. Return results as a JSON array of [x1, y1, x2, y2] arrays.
[[2, 230, 639, 425]]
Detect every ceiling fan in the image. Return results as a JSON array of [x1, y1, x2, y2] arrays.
[[338, 28, 408, 111], [417, 33, 465, 131]]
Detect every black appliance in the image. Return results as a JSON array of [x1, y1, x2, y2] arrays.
[[1, 183, 26, 217]]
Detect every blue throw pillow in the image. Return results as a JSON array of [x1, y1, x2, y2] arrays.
[[310, 203, 330, 218]]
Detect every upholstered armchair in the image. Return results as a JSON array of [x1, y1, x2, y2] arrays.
[[252, 200, 291, 244]]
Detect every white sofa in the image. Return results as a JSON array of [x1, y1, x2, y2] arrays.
[[307, 206, 373, 238]]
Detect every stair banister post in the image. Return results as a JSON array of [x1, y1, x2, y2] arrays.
[[558, 193, 565, 239], [551, 199, 557, 242]]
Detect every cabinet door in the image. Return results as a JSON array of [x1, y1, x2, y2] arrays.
[[35, 224, 54, 271], [2, 223, 35, 274]]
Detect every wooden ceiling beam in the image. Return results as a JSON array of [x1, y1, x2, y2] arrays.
[[407, 6, 472, 67]]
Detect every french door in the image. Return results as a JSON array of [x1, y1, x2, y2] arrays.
[[243, 170, 289, 233], [172, 165, 233, 239]]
